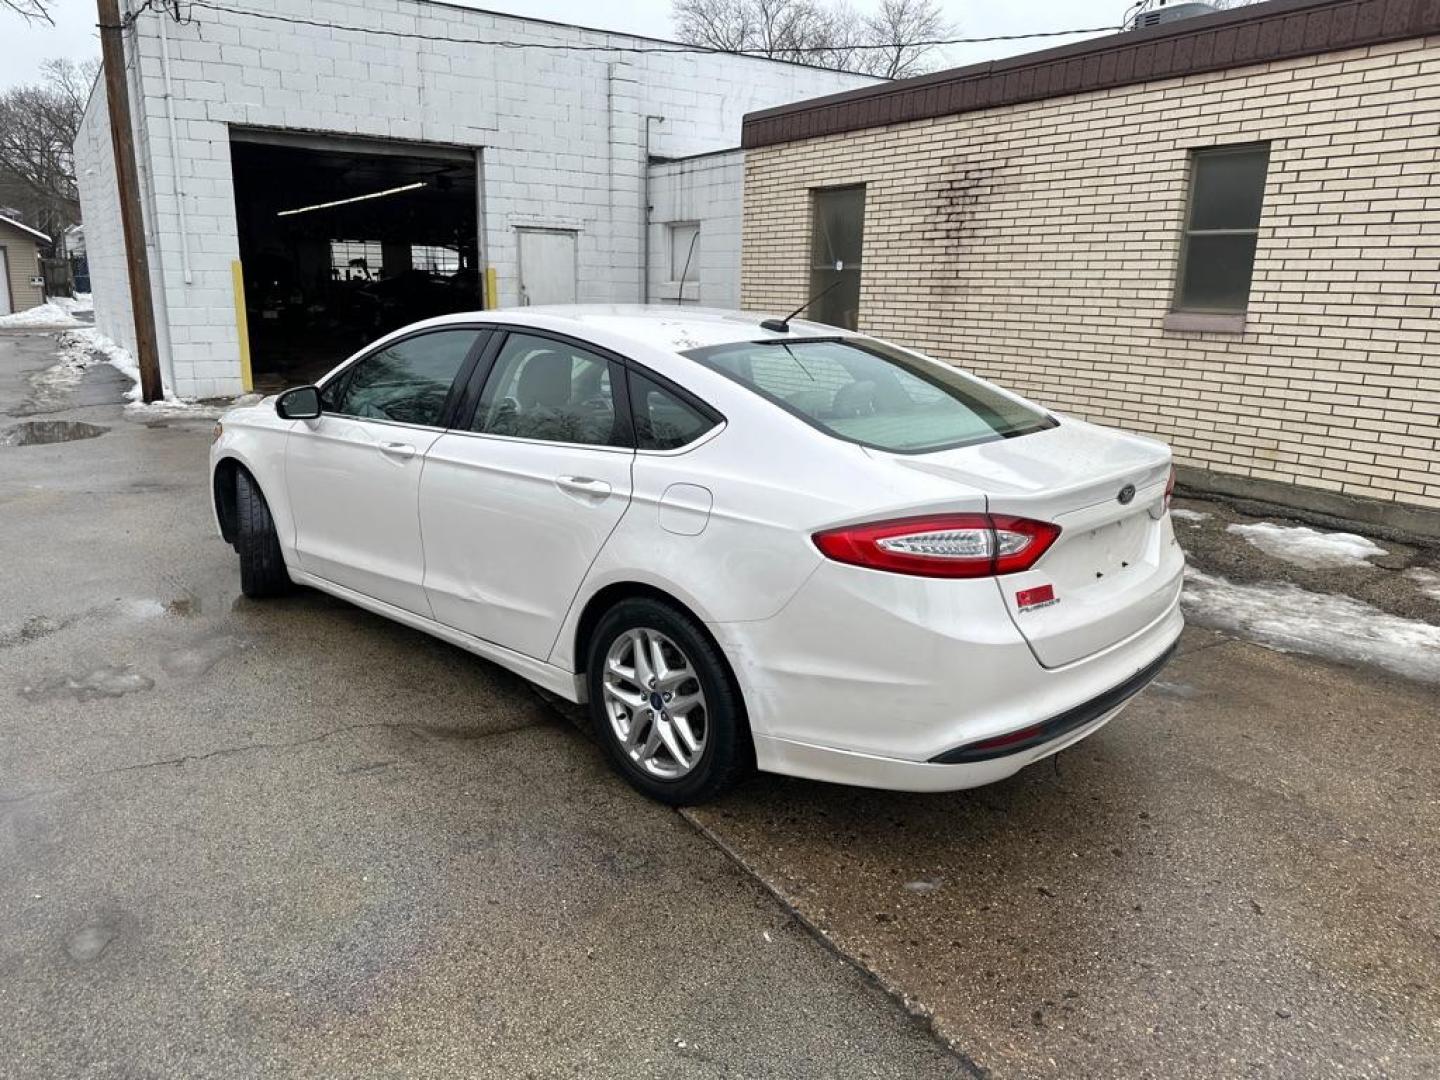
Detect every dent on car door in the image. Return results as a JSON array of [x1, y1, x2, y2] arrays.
[[286, 327, 485, 614], [419, 331, 636, 660]]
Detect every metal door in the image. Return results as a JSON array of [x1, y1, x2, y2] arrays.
[[517, 228, 577, 306]]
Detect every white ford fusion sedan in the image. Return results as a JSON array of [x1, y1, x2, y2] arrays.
[[210, 306, 1183, 804]]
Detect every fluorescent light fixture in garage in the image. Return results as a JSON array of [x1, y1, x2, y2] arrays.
[[277, 181, 427, 217]]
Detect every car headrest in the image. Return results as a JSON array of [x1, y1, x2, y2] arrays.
[[516, 350, 572, 408]]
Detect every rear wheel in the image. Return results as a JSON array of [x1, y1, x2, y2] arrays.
[[235, 469, 291, 599], [587, 597, 750, 805]]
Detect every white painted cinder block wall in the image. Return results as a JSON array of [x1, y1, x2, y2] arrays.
[[74, 75, 138, 362], [647, 150, 745, 309], [72, 0, 877, 398]]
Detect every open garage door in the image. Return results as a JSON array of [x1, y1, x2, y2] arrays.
[[230, 132, 480, 391]]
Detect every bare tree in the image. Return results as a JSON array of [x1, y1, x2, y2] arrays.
[[0, 58, 101, 245], [673, 0, 953, 77], [3, 0, 53, 24], [859, 0, 949, 78]]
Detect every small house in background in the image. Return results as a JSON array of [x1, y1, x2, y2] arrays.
[[0, 212, 49, 316], [739, 0, 1440, 536]]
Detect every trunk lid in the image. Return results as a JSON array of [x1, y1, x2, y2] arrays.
[[869, 417, 1184, 668]]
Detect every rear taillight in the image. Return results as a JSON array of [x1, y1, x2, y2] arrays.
[[813, 514, 1061, 578], [1164, 465, 1176, 512]]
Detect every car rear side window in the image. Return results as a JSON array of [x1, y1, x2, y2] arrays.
[[472, 333, 629, 447], [327, 329, 479, 427], [628, 371, 717, 451], [684, 338, 1055, 453]]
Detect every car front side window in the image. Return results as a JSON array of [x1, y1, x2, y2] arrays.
[[327, 329, 480, 427]]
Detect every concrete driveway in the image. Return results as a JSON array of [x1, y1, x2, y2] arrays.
[[2, 329, 1436, 1078]]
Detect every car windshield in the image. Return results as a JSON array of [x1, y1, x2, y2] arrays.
[[683, 338, 1056, 453]]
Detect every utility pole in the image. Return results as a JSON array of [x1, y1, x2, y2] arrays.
[[98, 0, 163, 403]]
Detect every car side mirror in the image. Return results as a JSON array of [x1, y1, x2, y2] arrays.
[[276, 385, 321, 420]]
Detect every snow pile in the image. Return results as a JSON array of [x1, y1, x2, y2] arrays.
[[1182, 568, 1440, 683], [46, 328, 261, 417], [52, 293, 93, 316], [1227, 521, 1387, 570], [1171, 508, 1210, 524], [57, 327, 143, 401], [1405, 567, 1440, 602], [0, 301, 83, 329]]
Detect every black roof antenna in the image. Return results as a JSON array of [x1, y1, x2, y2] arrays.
[[760, 269, 845, 333]]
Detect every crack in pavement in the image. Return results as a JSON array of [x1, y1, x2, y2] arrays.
[[679, 808, 991, 1079], [1174, 631, 1240, 658], [0, 717, 544, 806]]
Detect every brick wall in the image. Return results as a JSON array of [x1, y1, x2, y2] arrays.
[[742, 38, 1440, 512], [648, 150, 745, 307], [72, 0, 876, 399]]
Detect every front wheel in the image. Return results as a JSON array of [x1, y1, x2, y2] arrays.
[[586, 598, 751, 805], [234, 469, 291, 599]]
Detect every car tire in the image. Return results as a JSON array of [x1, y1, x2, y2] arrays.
[[586, 597, 752, 806], [235, 469, 291, 599]]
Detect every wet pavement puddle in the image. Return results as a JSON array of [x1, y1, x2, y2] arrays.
[[0, 421, 110, 446], [20, 665, 155, 702]]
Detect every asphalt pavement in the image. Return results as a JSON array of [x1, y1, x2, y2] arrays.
[[3, 328, 1436, 1079], [0, 330, 969, 1079]]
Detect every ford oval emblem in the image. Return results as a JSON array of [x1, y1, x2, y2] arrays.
[[1117, 484, 1136, 505]]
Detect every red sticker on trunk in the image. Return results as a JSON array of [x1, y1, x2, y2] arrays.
[[1016, 584, 1056, 609]]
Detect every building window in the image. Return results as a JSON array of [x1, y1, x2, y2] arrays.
[[1175, 144, 1270, 312], [412, 244, 460, 274], [330, 239, 382, 281], [810, 186, 864, 330], [668, 222, 700, 286]]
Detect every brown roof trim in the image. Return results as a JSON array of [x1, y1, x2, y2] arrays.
[[741, 0, 1440, 149]]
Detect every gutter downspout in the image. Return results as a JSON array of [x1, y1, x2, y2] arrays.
[[122, 1, 177, 397], [157, 12, 192, 286], [642, 115, 663, 305]]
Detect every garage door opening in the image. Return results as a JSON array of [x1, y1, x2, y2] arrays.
[[230, 133, 480, 390]]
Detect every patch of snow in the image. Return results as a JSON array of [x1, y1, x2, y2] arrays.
[[52, 293, 92, 315], [125, 392, 265, 421], [1182, 568, 1440, 683], [47, 329, 256, 418], [56, 327, 142, 401], [1170, 508, 1210, 524], [0, 301, 82, 329], [1227, 521, 1387, 570], [1404, 567, 1440, 602]]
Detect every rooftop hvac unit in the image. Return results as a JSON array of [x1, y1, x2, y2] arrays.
[[1130, 2, 1220, 30]]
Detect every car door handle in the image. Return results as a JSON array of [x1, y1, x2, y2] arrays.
[[379, 441, 416, 460], [556, 475, 611, 498]]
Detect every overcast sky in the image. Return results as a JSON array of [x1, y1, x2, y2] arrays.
[[0, 0, 1133, 91]]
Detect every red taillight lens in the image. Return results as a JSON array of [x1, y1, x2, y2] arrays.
[[1164, 465, 1176, 511], [813, 513, 1061, 578]]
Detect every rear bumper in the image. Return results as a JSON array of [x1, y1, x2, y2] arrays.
[[711, 557, 1183, 792], [929, 641, 1176, 763], [752, 704, 1129, 793]]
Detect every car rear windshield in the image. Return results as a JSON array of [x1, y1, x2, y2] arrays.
[[682, 338, 1056, 453]]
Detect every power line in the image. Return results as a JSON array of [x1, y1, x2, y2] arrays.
[[157, 1, 1121, 59]]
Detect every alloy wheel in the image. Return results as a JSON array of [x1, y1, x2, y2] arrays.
[[601, 627, 708, 780]]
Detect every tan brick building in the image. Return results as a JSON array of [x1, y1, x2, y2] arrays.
[[740, 0, 1440, 536]]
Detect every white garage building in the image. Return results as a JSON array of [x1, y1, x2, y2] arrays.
[[74, 0, 876, 398]]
